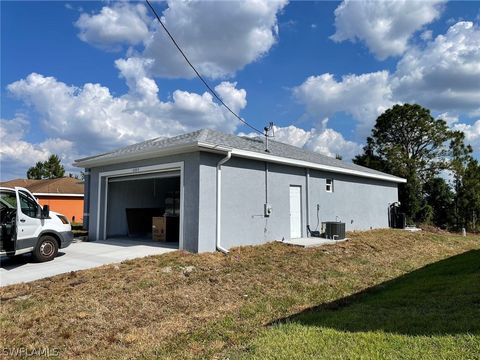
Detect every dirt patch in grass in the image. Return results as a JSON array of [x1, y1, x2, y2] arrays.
[[0, 230, 478, 359]]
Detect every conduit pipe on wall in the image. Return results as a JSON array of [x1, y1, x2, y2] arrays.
[[216, 151, 232, 253], [265, 162, 269, 203], [83, 169, 91, 232], [306, 168, 310, 236]]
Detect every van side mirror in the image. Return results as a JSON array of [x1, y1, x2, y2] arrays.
[[42, 205, 50, 218]]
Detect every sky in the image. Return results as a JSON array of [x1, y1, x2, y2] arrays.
[[1, 0, 479, 180]]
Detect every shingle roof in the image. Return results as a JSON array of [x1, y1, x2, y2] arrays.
[[0, 179, 38, 188], [74, 128, 404, 182], [75, 129, 204, 164], [0, 177, 84, 195]]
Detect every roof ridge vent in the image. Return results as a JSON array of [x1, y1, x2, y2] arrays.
[[197, 128, 210, 142], [242, 136, 264, 143], [151, 136, 166, 144]]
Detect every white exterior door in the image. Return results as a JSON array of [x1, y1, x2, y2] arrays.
[[289, 186, 302, 238]]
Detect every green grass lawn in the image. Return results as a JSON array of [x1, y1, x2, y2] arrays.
[[233, 249, 480, 359], [1, 230, 478, 359]]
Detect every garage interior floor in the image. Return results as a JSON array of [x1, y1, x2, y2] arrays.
[[104, 237, 179, 249]]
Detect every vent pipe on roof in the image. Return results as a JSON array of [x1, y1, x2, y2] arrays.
[[264, 122, 274, 153]]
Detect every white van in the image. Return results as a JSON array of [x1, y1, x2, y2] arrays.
[[0, 186, 73, 262]]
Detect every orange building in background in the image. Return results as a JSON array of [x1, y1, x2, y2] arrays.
[[0, 177, 84, 224], [36, 195, 83, 224]]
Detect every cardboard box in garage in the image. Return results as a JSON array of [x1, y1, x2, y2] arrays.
[[152, 217, 166, 241]]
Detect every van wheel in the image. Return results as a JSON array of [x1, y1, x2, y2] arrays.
[[33, 236, 58, 262]]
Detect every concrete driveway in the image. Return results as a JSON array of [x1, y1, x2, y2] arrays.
[[0, 239, 178, 287]]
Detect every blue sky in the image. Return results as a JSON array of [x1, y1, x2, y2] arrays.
[[1, 0, 479, 180]]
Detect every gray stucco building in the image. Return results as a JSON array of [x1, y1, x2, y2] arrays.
[[74, 129, 405, 253]]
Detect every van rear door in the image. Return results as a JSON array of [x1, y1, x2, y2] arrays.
[[14, 187, 42, 251], [0, 188, 17, 253]]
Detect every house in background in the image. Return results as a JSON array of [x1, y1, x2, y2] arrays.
[[0, 177, 84, 223], [74, 129, 406, 253]]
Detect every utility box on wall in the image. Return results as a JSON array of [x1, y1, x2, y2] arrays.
[[264, 203, 272, 217]]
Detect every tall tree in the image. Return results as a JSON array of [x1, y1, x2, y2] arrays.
[[26, 161, 46, 180], [453, 155, 480, 232], [423, 177, 454, 229], [43, 154, 65, 179], [353, 139, 390, 174], [353, 104, 457, 221], [448, 131, 474, 229], [461, 159, 480, 232], [26, 154, 65, 180]]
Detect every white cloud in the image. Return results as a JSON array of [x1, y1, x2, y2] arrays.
[[115, 57, 159, 102], [392, 21, 480, 115], [420, 30, 433, 41], [437, 112, 459, 126], [7, 73, 248, 162], [295, 21, 480, 139], [293, 71, 394, 132], [214, 81, 247, 114], [453, 120, 480, 152], [143, 0, 287, 78], [331, 0, 445, 59], [75, 3, 151, 51], [303, 128, 362, 160], [0, 115, 76, 179], [65, 3, 83, 13], [242, 125, 362, 160], [76, 0, 287, 78], [271, 125, 312, 148], [0, 116, 45, 168]]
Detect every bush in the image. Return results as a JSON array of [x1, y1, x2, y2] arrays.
[[71, 223, 84, 231]]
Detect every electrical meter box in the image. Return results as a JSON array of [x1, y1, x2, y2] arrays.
[[264, 203, 272, 217]]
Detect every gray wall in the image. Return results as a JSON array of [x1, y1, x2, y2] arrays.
[[87, 150, 399, 253], [196, 153, 220, 252], [106, 177, 179, 237], [307, 170, 398, 232], [218, 157, 309, 249], [206, 154, 398, 250]]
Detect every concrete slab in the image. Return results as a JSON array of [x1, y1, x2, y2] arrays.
[[404, 226, 422, 232], [278, 237, 348, 248], [0, 239, 177, 287]]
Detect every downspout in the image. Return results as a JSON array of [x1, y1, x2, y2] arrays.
[[216, 151, 232, 253], [306, 168, 310, 237], [83, 169, 90, 233]]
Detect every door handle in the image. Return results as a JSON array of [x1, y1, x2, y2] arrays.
[[20, 219, 26, 223]]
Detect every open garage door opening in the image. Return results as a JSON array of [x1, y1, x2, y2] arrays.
[[105, 171, 181, 247]]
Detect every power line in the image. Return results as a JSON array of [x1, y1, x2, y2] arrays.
[[145, 0, 265, 136]]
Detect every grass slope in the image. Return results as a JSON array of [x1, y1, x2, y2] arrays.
[[234, 249, 480, 359], [0, 230, 478, 359]]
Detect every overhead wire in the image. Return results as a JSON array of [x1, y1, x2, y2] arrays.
[[145, 0, 266, 136]]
